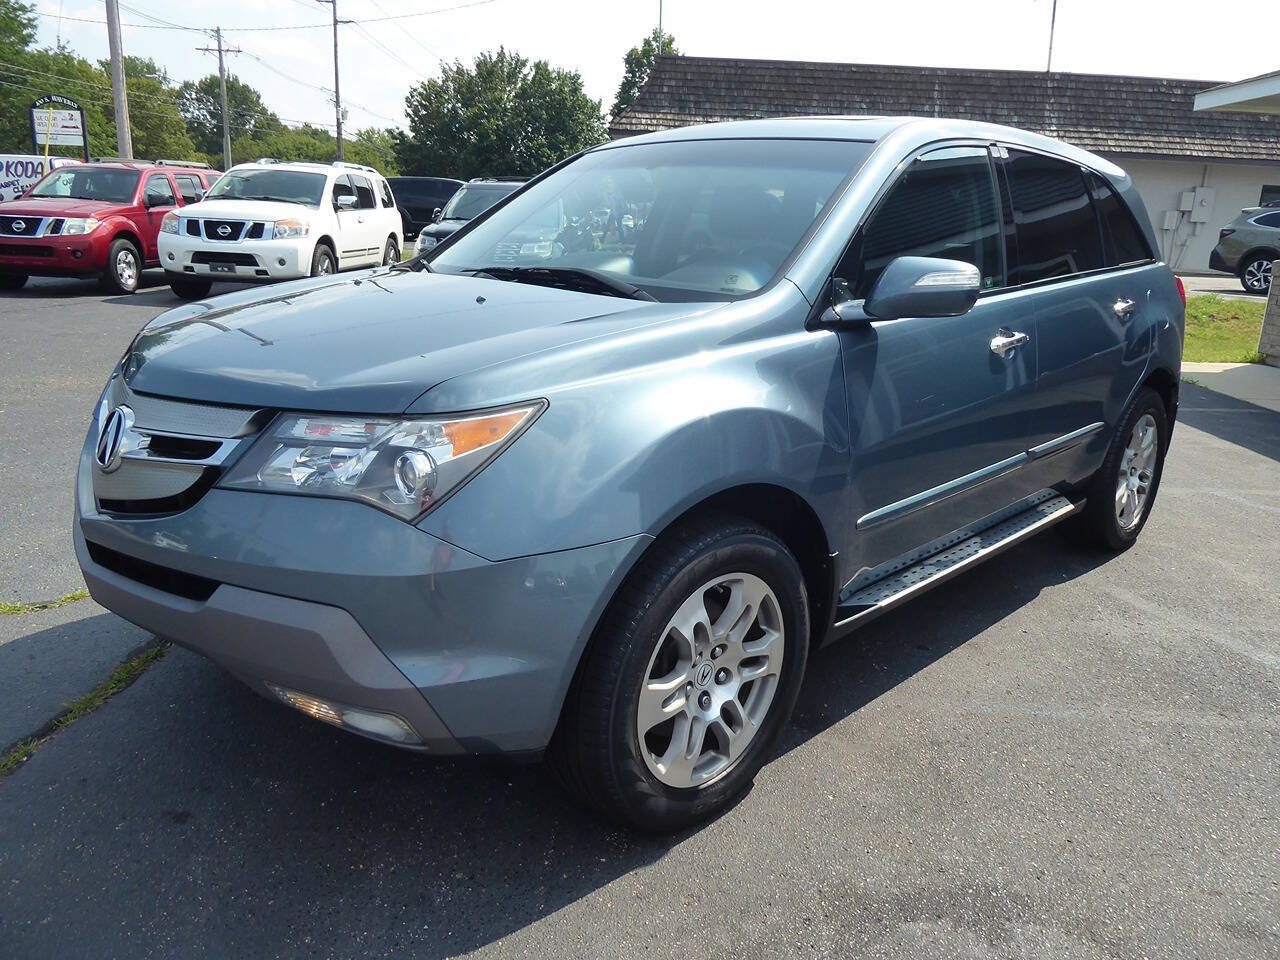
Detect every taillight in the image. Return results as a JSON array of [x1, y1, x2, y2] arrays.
[[1219, 228, 1235, 241], [1174, 275, 1186, 306]]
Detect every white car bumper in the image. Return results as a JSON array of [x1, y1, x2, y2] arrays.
[[159, 230, 312, 282]]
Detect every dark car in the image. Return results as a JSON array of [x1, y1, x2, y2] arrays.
[[386, 176, 462, 240], [0, 159, 220, 294], [414, 178, 524, 254]]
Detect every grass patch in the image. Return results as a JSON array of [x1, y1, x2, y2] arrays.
[[0, 588, 89, 616], [0, 642, 170, 783], [1184, 294, 1267, 363]]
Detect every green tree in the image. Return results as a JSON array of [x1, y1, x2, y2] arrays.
[[116, 57, 197, 161], [0, 0, 34, 66], [0, 45, 116, 158], [229, 123, 398, 174], [176, 73, 282, 157], [395, 48, 605, 179], [610, 28, 678, 121]]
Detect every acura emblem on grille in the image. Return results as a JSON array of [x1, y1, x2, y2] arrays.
[[217, 224, 232, 237], [11, 220, 25, 232], [95, 405, 135, 473]]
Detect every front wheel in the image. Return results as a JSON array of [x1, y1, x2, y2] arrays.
[[100, 238, 141, 294], [310, 244, 336, 277], [0, 273, 28, 290], [549, 516, 810, 832], [1239, 256, 1273, 294], [1073, 387, 1169, 551], [168, 276, 213, 301]]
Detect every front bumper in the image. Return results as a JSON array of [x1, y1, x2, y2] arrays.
[[159, 231, 311, 282], [74, 431, 649, 753], [0, 232, 107, 276]]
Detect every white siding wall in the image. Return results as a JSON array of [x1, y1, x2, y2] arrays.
[[1101, 156, 1280, 274]]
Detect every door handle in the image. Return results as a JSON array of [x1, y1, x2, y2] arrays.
[[1113, 298, 1136, 320], [990, 328, 1030, 358], [357, 216, 366, 223]]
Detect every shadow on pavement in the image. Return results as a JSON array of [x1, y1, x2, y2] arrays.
[[0, 532, 1113, 958], [1178, 381, 1280, 462]]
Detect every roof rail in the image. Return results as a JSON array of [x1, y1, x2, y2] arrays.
[[156, 158, 211, 169], [469, 175, 529, 183], [331, 160, 380, 175], [90, 156, 156, 165], [253, 158, 331, 168]]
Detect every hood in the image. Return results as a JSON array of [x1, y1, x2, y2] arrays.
[[179, 198, 316, 221], [0, 196, 129, 218], [123, 268, 712, 413], [420, 220, 464, 241]]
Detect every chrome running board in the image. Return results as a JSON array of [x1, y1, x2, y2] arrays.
[[832, 495, 1082, 632]]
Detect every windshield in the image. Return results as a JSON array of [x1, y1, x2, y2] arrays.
[[29, 167, 139, 203], [431, 139, 871, 301], [205, 169, 327, 205], [442, 184, 519, 220]]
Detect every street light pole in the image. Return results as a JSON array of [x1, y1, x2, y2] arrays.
[[318, 0, 345, 161], [104, 0, 133, 158], [1046, 0, 1059, 72]]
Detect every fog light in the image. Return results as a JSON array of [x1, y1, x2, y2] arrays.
[[166, 252, 175, 261], [277, 257, 286, 267], [72, 249, 83, 259], [266, 683, 422, 745]]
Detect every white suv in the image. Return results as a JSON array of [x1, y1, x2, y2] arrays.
[[158, 159, 403, 300]]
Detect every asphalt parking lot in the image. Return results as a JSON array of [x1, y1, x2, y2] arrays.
[[1, 274, 1277, 959]]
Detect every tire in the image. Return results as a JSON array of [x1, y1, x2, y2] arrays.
[[548, 515, 810, 832], [310, 244, 336, 277], [382, 237, 400, 265], [101, 237, 141, 294], [1238, 254, 1273, 294], [0, 273, 27, 290], [168, 276, 213, 301], [1072, 387, 1169, 551]]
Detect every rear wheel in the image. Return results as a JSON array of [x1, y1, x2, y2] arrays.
[[382, 237, 399, 265], [549, 516, 809, 832], [100, 238, 141, 294], [0, 273, 27, 290], [1239, 255, 1273, 294], [168, 276, 213, 301], [310, 244, 336, 277], [1073, 387, 1169, 551]]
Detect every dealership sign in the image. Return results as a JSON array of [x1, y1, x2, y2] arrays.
[[30, 94, 89, 160]]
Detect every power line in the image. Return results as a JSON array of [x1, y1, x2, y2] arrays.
[[34, 0, 496, 32]]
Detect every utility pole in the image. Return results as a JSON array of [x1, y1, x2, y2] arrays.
[[657, 0, 663, 56], [196, 28, 239, 170], [104, 0, 133, 159], [317, 0, 344, 161], [1046, 0, 1059, 72]]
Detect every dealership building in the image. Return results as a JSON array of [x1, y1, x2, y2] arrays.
[[610, 57, 1280, 275]]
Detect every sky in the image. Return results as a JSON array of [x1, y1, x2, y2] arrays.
[[29, 0, 1277, 137]]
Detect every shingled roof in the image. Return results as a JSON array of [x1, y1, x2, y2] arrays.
[[611, 56, 1280, 163]]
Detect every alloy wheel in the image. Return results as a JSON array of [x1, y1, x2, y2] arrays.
[[1116, 413, 1157, 530], [637, 572, 784, 789], [1243, 259, 1272, 292], [116, 248, 137, 288]]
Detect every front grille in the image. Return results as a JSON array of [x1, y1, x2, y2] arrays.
[[185, 219, 200, 237], [246, 222, 265, 239], [47, 218, 65, 235], [200, 219, 248, 241], [0, 215, 43, 236], [85, 540, 219, 602], [192, 251, 259, 267], [0, 243, 53, 257]]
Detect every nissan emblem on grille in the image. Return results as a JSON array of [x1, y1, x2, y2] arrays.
[[95, 405, 134, 473], [217, 224, 232, 237], [12, 220, 25, 232]]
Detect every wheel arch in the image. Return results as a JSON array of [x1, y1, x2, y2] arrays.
[[1142, 366, 1180, 426], [108, 227, 143, 256], [1238, 247, 1279, 276]]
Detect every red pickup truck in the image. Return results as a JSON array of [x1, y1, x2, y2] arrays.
[[0, 159, 221, 294]]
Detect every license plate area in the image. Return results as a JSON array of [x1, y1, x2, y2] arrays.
[[209, 263, 236, 274]]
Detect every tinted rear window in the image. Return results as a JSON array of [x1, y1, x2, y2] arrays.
[[1255, 211, 1280, 229], [1086, 171, 1151, 266], [1006, 150, 1103, 284]]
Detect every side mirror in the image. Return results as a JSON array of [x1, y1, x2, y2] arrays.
[[144, 192, 167, 209], [194, 190, 205, 201], [863, 256, 981, 321], [335, 193, 357, 209], [431, 207, 443, 223]]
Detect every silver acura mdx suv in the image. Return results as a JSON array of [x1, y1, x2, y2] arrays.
[[77, 117, 1184, 830]]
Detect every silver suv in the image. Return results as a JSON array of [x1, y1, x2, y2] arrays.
[[1208, 205, 1279, 293]]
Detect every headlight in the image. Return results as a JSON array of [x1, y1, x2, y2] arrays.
[[219, 403, 544, 520], [159, 211, 180, 235], [60, 217, 100, 236], [272, 218, 310, 239], [415, 235, 437, 254], [520, 241, 553, 258]]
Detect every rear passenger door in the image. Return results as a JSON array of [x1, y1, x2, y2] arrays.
[[1001, 149, 1155, 459], [139, 173, 177, 261]]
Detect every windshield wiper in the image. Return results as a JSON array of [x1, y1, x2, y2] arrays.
[[388, 251, 432, 273], [465, 266, 656, 301], [239, 195, 307, 205]]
